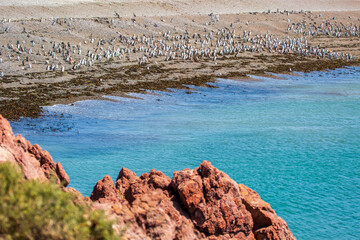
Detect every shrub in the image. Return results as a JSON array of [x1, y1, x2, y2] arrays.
[[0, 163, 119, 240]]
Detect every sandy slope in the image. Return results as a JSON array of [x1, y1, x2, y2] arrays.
[[0, 0, 359, 19]]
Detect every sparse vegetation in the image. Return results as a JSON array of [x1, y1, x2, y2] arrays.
[[0, 163, 119, 240]]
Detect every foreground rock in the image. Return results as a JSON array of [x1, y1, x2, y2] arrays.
[[91, 162, 296, 240], [0, 115, 295, 239], [0, 114, 69, 186]]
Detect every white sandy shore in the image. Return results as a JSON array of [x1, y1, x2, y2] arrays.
[[0, 0, 359, 20]]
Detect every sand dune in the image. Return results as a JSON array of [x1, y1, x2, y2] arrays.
[[0, 0, 359, 19]]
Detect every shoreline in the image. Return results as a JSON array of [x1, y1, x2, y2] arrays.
[[1, 2, 359, 239], [2, 58, 359, 121], [1, 8, 360, 120]]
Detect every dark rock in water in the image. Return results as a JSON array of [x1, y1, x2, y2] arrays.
[[0, 114, 69, 186], [0, 114, 295, 239]]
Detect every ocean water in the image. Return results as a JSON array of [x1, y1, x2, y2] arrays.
[[11, 67, 360, 240]]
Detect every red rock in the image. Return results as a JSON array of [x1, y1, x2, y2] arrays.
[[90, 175, 119, 203], [90, 160, 296, 240], [115, 167, 138, 196], [148, 169, 171, 191], [238, 184, 295, 240], [0, 115, 13, 144], [115, 167, 171, 204], [0, 114, 69, 186], [28, 144, 43, 160], [0, 114, 295, 240], [172, 161, 254, 238], [41, 163, 54, 179], [40, 150, 56, 168], [56, 162, 70, 187], [115, 189, 205, 240]]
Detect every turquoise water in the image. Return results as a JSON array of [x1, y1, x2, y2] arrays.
[[12, 67, 360, 239]]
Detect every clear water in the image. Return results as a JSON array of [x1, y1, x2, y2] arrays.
[[11, 67, 360, 240]]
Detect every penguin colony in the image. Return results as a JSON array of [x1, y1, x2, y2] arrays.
[[0, 11, 358, 78]]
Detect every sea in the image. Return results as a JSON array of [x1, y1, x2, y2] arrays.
[[11, 66, 360, 240]]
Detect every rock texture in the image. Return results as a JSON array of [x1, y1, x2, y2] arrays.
[[0, 114, 69, 186], [0, 114, 295, 239], [172, 162, 254, 239], [238, 184, 295, 240], [91, 162, 296, 240], [90, 169, 204, 240]]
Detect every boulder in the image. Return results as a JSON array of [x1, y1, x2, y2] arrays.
[[172, 161, 254, 239], [90, 175, 119, 203], [116, 168, 172, 204], [238, 184, 295, 240], [92, 161, 296, 240]]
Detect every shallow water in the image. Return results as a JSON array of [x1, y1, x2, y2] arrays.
[[12, 67, 360, 239]]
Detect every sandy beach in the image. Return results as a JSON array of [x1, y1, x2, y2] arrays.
[[0, 0, 359, 119], [1, 0, 359, 19]]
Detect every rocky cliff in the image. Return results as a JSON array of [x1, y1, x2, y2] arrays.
[[0, 114, 69, 186], [0, 114, 295, 240]]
